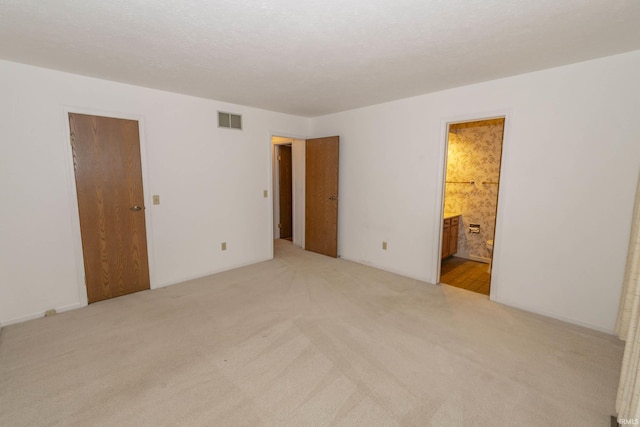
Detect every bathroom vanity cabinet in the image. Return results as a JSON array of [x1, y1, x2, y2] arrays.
[[442, 215, 460, 259]]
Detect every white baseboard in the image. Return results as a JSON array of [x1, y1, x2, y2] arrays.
[[1, 258, 275, 327], [1, 302, 86, 327], [154, 256, 273, 289], [339, 255, 432, 284], [492, 296, 616, 335]]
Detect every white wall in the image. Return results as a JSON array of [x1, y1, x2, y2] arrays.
[[0, 60, 310, 325], [2, 51, 639, 333], [311, 51, 640, 333]]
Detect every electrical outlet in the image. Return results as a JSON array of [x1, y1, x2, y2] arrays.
[[382, 241, 387, 250], [153, 195, 160, 205], [221, 242, 227, 251]]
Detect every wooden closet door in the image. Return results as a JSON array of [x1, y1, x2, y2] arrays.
[[70, 113, 150, 303]]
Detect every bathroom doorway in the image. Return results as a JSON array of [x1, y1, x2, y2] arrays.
[[438, 117, 505, 296]]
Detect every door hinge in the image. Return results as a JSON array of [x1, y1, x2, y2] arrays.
[[277, 155, 281, 161], [278, 223, 282, 228]]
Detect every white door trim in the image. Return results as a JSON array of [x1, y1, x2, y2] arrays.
[[61, 107, 157, 306], [434, 109, 513, 302]]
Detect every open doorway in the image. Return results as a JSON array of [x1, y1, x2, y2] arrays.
[[278, 144, 293, 241], [272, 136, 305, 249], [438, 118, 505, 296], [271, 135, 340, 258]]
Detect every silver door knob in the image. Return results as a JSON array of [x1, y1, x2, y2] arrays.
[[130, 206, 144, 211]]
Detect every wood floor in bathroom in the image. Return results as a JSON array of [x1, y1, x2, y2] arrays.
[[440, 257, 491, 296]]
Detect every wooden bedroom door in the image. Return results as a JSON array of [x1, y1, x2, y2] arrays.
[[69, 113, 150, 303], [305, 136, 339, 258]]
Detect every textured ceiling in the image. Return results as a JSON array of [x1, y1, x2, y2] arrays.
[[1, 1, 639, 117]]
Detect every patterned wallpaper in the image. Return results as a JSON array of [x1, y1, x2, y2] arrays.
[[444, 119, 504, 260]]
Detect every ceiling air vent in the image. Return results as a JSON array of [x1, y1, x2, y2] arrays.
[[218, 111, 242, 130]]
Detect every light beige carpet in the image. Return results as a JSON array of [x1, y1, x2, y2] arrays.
[[0, 240, 623, 426]]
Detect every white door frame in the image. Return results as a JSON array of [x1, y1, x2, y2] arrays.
[[61, 107, 157, 306], [269, 133, 308, 257], [434, 110, 512, 302]]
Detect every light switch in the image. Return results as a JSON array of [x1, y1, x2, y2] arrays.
[[153, 195, 160, 205]]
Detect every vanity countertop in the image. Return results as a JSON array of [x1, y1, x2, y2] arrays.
[[443, 212, 461, 220]]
